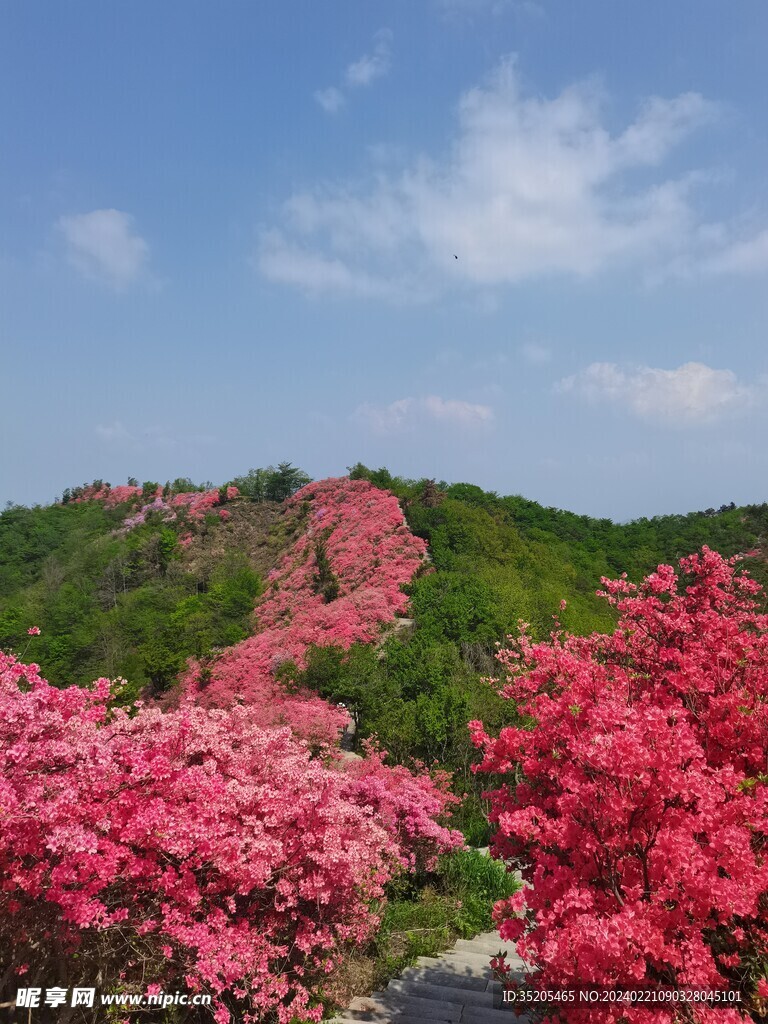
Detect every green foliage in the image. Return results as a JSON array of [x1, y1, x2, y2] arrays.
[[407, 571, 504, 645], [0, 498, 262, 696], [0, 500, 116, 595], [295, 635, 510, 838], [168, 477, 199, 493], [231, 462, 311, 502], [312, 533, 340, 603], [3, 463, 768, 784], [297, 467, 768, 842], [364, 849, 520, 989]]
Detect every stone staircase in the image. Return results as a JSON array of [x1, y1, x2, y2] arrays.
[[329, 931, 530, 1024]]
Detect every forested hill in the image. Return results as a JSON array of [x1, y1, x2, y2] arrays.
[[1, 463, 767, 704]]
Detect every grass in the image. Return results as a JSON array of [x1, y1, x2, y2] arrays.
[[321, 848, 520, 1013]]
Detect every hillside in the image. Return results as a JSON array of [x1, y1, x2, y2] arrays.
[[2, 464, 767, 842], [2, 466, 768, 1019], [3, 466, 766, 701]]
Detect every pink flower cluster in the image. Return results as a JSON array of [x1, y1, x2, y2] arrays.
[[120, 489, 239, 533], [121, 496, 178, 531], [0, 651, 461, 1023], [472, 547, 768, 1022], [339, 742, 463, 872], [68, 483, 150, 507], [179, 478, 427, 740], [66, 482, 240, 527], [166, 488, 225, 520]]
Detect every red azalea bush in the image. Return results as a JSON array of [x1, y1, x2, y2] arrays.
[[0, 651, 461, 1023], [471, 547, 768, 1023], [178, 478, 427, 735]]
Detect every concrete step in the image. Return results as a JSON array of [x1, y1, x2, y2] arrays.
[[329, 931, 530, 1024], [439, 950, 526, 969], [460, 1007, 525, 1024], [399, 966, 490, 991], [331, 1013, 527, 1024], [438, 946, 524, 962], [451, 938, 517, 956], [414, 956, 490, 979], [331, 1015, 446, 1024], [350, 994, 462, 1021], [387, 979, 496, 1008]]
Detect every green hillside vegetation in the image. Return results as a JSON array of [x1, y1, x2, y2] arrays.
[[2, 462, 767, 843], [0, 468, 309, 696]]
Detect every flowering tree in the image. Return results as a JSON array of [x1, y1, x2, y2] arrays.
[[471, 547, 768, 1023], [0, 650, 461, 1023]]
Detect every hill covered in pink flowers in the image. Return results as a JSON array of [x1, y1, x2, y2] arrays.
[[0, 474, 464, 1023], [176, 477, 427, 742]]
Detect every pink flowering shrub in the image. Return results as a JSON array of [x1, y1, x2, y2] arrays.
[[120, 495, 178, 532], [178, 478, 427, 739], [167, 488, 224, 521], [66, 481, 240, 529], [339, 742, 464, 871], [103, 484, 147, 507], [0, 651, 460, 1022], [471, 547, 768, 1022], [67, 483, 148, 507], [120, 488, 233, 533]]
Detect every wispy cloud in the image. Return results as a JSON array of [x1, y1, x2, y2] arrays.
[[96, 421, 135, 444], [257, 230, 402, 298], [435, 0, 544, 21], [555, 361, 760, 425], [314, 29, 392, 114], [354, 395, 493, 434], [345, 29, 392, 87], [96, 421, 214, 449], [520, 342, 552, 364], [263, 58, 768, 300], [314, 87, 346, 114], [701, 228, 768, 276], [57, 209, 148, 287]]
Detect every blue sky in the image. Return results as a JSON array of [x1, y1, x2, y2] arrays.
[[2, 0, 767, 520]]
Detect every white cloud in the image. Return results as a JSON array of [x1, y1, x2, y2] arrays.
[[423, 395, 494, 423], [257, 230, 401, 298], [315, 28, 393, 114], [702, 228, 768, 275], [521, 342, 552, 364], [96, 420, 214, 449], [345, 29, 392, 87], [314, 87, 345, 114], [314, 29, 392, 114], [354, 395, 493, 434], [96, 421, 134, 443], [264, 58, 768, 300], [355, 398, 415, 434], [555, 361, 759, 425], [57, 209, 148, 287], [436, 0, 544, 18]]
